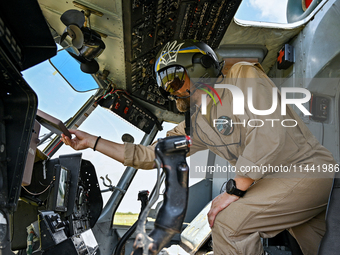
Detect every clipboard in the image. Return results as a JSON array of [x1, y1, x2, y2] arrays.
[[36, 109, 71, 139]]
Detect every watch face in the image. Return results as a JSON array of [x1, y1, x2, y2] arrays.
[[226, 179, 235, 194]]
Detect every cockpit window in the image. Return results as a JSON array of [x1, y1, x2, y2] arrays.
[[22, 59, 95, 122], [49, 46, 99, 92], [22, 58, 96, 149], [235, 0, 288, 23]]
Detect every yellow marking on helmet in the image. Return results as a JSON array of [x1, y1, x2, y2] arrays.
[[156, 49, 206, 71]]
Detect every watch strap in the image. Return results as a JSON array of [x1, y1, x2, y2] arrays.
[[226, 179, 247, 197], [231, 188, 246, 197]]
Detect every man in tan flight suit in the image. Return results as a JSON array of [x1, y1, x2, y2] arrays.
[[61, 39, 336, 255]]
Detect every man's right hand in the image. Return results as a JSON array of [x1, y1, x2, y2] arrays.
[[61, 129, 126, 164], [61, 129, 97, 151]]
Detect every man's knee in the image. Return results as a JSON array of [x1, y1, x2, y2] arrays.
[[214, 211, 237, 236], [213, 201, 252, 235]]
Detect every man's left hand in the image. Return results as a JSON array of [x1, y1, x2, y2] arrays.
[[207, 192, 239, 228]]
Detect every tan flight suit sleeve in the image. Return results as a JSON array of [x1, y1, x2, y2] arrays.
[[230, 63, 293, 181], [123, 120, 189, 169]]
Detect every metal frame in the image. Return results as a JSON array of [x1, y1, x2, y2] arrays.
[[92, 125, 159, 255], [234, 0, 329, 29], [42, 88, 104, 157]]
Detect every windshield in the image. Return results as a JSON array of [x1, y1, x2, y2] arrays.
[[235, 0, 288, 23], [22, 59, 95, 122]]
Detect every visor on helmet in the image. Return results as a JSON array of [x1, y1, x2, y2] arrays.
[[156, 65, 186, 93]]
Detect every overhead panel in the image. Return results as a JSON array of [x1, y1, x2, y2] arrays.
[[123, 0, 242, 112]]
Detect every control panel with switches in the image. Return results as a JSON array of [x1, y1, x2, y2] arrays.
[[97, 90, 162, 133], [122, 0, 242, 112], [311, 95, 330, 122]]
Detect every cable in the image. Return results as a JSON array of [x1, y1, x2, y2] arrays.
[[101, 89, 131, 100], [21, 179, 55, 196]]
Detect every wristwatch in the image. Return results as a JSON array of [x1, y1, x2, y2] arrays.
[[226, 179, 246, 197]]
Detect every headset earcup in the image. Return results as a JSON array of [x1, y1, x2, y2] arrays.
[[200, 55, 215, 68]]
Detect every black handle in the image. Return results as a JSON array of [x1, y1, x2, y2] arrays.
[[132, 136, 190, 255]]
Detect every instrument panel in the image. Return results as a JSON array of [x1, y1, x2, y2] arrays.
[[123, 0, 242, 111]]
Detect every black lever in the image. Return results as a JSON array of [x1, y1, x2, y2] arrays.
[[132, 135, 191, 255]]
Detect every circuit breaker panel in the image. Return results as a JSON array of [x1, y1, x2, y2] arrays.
[[123, 0, 242, 112], [97, 90, 162, 134]]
